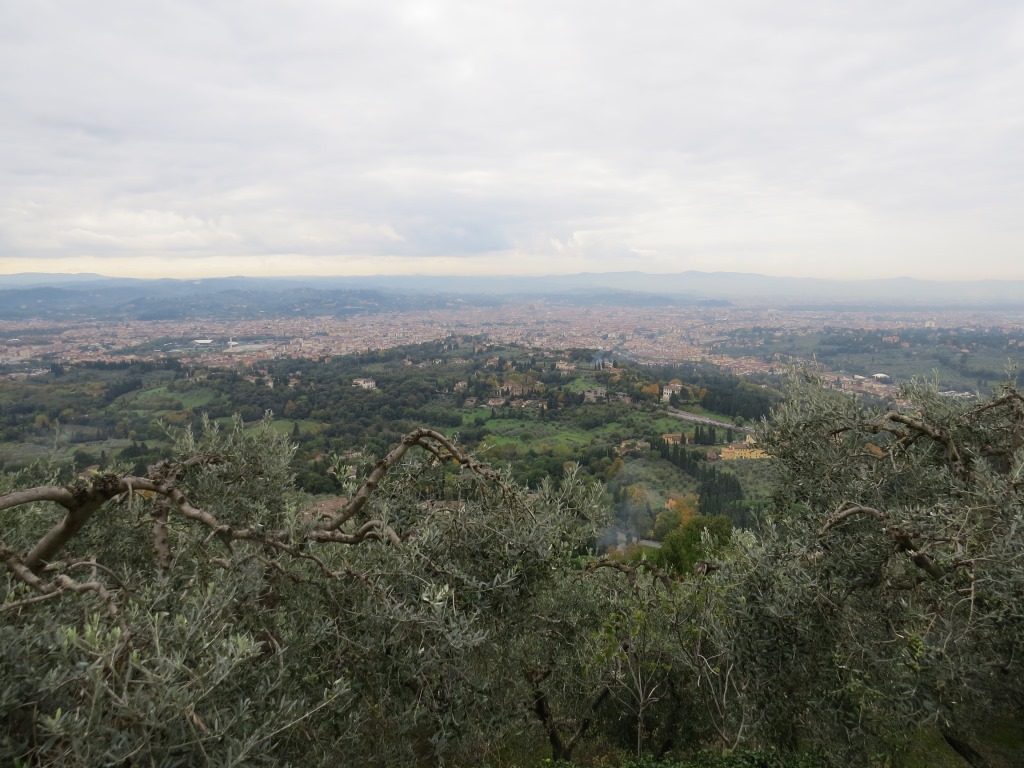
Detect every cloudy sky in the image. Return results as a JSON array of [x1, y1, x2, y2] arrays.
[[1, 1, 1022, 280]]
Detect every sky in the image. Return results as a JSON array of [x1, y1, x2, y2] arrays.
[[1, 1, 1022, 281]]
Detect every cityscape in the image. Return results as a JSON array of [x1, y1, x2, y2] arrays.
[[4, 0, 1023, 763], [5, 299, 1024, 399]]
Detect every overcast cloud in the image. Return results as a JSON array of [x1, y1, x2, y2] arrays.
[[1, 1, 1022, 279]]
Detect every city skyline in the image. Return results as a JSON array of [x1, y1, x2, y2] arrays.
[[2, 2, 1022, 281]]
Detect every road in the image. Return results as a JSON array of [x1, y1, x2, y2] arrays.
[[665, 408, 754, 433]]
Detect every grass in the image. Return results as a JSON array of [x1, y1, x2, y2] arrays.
[[177, 388, 219, 409], [0, 440, 60, 465], [127, 386, 218, 410], [0, 436, 144, 468], [561, 373, 605, 392], [897, 721, 1024, 768], [648, 416, 695, 434], [482, 418, 607, 451], [720, 457, 776, 499], [253, 419, 325, 437], [986, 720, 1024, 751], [125, 385, 171, 402]]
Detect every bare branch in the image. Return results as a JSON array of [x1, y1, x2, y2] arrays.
[[563, 687, 611, 759], [2, 543, 128, 633], [0, 589, 64, 612], [320, 428, 513, 533], [124, 477, 227, 530], [966, 390, 1024, 418], [821, 504, 947, 580], [320, 429, 440, 532], [0, 485, 76, 513], [820, 504, 889, 535], [887, 412, 960, 456], [0, 426, 518, 620], [151, 499, 172, 572], [312, 520, 402, 546], [22, 474, 129, 572], [587, 558, 675, 592]]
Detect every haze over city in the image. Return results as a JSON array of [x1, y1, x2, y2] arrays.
[[2, 1, 1022, 281]]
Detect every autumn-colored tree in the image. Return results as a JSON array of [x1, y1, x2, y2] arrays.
[[650, 494, 699, 540]]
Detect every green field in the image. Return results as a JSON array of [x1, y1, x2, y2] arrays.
[[126, 385, 219, 411], [258, 419, 324, 437]]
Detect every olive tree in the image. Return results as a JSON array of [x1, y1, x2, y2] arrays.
[[1, 416, 607, 766], [10, 374, 1020, 766], [742, 375, 1024, 765]]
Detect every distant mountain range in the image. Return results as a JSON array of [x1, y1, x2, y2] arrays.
[[1, 271, 1023, 320]]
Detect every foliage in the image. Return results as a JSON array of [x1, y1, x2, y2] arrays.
[[744, 374, 1024, 762], [650, 495, 698, 541], [590, 374, 1024, 764], [5, 366, 1023, 765], [695, 473, 743, 519], [1, 418, 607, 766], [654, 516, 733, 575]]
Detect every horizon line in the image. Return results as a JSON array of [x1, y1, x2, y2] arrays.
[[3, 269, 1023, 285]]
